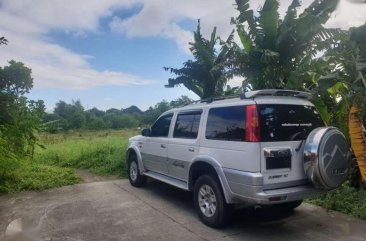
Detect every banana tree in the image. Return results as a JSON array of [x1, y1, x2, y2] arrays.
[[317, 24, 366, 187], [341, 26, 366, 186], [164, 20, 235, 99], [230, 0, 341, 90]]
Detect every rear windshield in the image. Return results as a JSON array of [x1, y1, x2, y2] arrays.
[[258, 104, 324, 142]]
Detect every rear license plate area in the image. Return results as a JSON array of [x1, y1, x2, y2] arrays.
[[266, 156, 291, 169], [264, 148, 292, 170]]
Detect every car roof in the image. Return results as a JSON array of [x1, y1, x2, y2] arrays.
[[161, 89, 314, 116]]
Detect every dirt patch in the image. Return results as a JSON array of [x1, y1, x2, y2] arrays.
[[75, 169, 119, 183]]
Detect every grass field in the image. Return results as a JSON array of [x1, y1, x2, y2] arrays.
[[0, 129, 138, 193], [36, 129, 138, 176]]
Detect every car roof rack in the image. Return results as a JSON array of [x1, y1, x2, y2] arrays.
[[199, 95, 239, 104], [187, 95, 240, 106], [241, 89, 312, 100]]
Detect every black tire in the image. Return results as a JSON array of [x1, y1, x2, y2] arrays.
[[193, 174, 230, 228], [272, 200, 303, 212], [127, 154, 146, 187]]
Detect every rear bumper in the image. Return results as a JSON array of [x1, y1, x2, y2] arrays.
[[219, 168, 326, 205]]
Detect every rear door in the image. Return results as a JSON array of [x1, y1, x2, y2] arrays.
[[167, 110, 202, 181], [141, 113, 173, 175], [257, 103, 324, 187]]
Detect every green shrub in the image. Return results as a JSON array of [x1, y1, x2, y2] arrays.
[[308, 182, 366, 219]]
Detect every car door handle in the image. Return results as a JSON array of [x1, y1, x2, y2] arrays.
[[188, 147, 195, 152], [161, 144, 166, 148]]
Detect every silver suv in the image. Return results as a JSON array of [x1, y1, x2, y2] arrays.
[[126, 89, 351, 228]]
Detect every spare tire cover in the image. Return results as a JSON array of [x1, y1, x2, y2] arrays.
[[304, 127, 351, 190]]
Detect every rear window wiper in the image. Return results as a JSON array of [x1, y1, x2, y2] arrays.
[[295, 139, 305, 152], [291, 129, 307, 152]]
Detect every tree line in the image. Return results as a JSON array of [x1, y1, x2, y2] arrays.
[[43, 96, 193, 132]]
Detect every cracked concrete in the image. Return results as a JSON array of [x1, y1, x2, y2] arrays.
[[1, 179, 366, 241]]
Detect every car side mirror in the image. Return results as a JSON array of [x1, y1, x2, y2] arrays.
[[141, 128, 151, 137]]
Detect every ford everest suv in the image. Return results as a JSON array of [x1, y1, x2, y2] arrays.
[[126, 89, 351, 228]]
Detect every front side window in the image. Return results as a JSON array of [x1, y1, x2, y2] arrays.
[[150, 114, 173, 137], [206, 106, 246, 141], [173, 111, 201, 139]]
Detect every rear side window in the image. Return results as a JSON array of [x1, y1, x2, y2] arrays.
[[258, 104, 324, 142], [173, 111, 201, 139], [206, 106, 246, 141], [151, 114, 173, 137]]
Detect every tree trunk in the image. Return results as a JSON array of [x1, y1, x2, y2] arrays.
[[348, 104, 366, 188]]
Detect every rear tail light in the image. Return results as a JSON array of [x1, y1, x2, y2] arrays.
[[246, 105, 260, 142]]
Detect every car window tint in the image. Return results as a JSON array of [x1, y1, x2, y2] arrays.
[[206, 106, 246, 141], [258, 104, 324, 142], [173, 112, 201, 139], [150, 114, 173, 137]]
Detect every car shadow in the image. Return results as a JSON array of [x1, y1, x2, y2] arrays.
[[144, 178, 296, 226]]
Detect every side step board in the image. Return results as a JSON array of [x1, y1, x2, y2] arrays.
[[143, 171, 189, 191]]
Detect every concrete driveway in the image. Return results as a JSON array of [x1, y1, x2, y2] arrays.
[[1, 179, 365, 241]]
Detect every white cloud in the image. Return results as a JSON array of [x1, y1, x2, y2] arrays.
[[108, 0, 310, 52], [0, 29, 152, 89], [109, 0, 366, 53], [0, 0, 153, 89], [0, 0, 138, 34], [326, 0, 366, 29], [109, 0, 238, 52]]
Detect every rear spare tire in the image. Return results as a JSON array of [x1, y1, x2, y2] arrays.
[[304, 127, 352, 190]]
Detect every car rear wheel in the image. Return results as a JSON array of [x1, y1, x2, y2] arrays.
[[194, 174, 230, 228], [128, 154, 146, 187]]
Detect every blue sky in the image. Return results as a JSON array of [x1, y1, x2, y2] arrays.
[[28, 26, 194, 111], [1, 0, 365, 111]]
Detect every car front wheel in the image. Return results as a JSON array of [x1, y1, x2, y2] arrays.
[[193, 174, 230, 228], [128, 154, 146, 187]]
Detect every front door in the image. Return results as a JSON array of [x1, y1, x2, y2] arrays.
[[141, 113, 173, 175]]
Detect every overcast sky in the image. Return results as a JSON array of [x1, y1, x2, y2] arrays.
[[0, 0, 365, 111]]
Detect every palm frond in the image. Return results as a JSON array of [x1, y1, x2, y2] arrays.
[[282, 0, 301, 27], [165, 20, 233, 99], [258, 0, 279, 49], [299, 0, 340, 24], [237, 25, 254, 53], [233, 0, 258, 40]]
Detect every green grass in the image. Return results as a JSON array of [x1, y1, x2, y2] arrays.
[[0, 129, 138, 193], [0, 160, 80, 193], [307, 182, 366, 219]]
